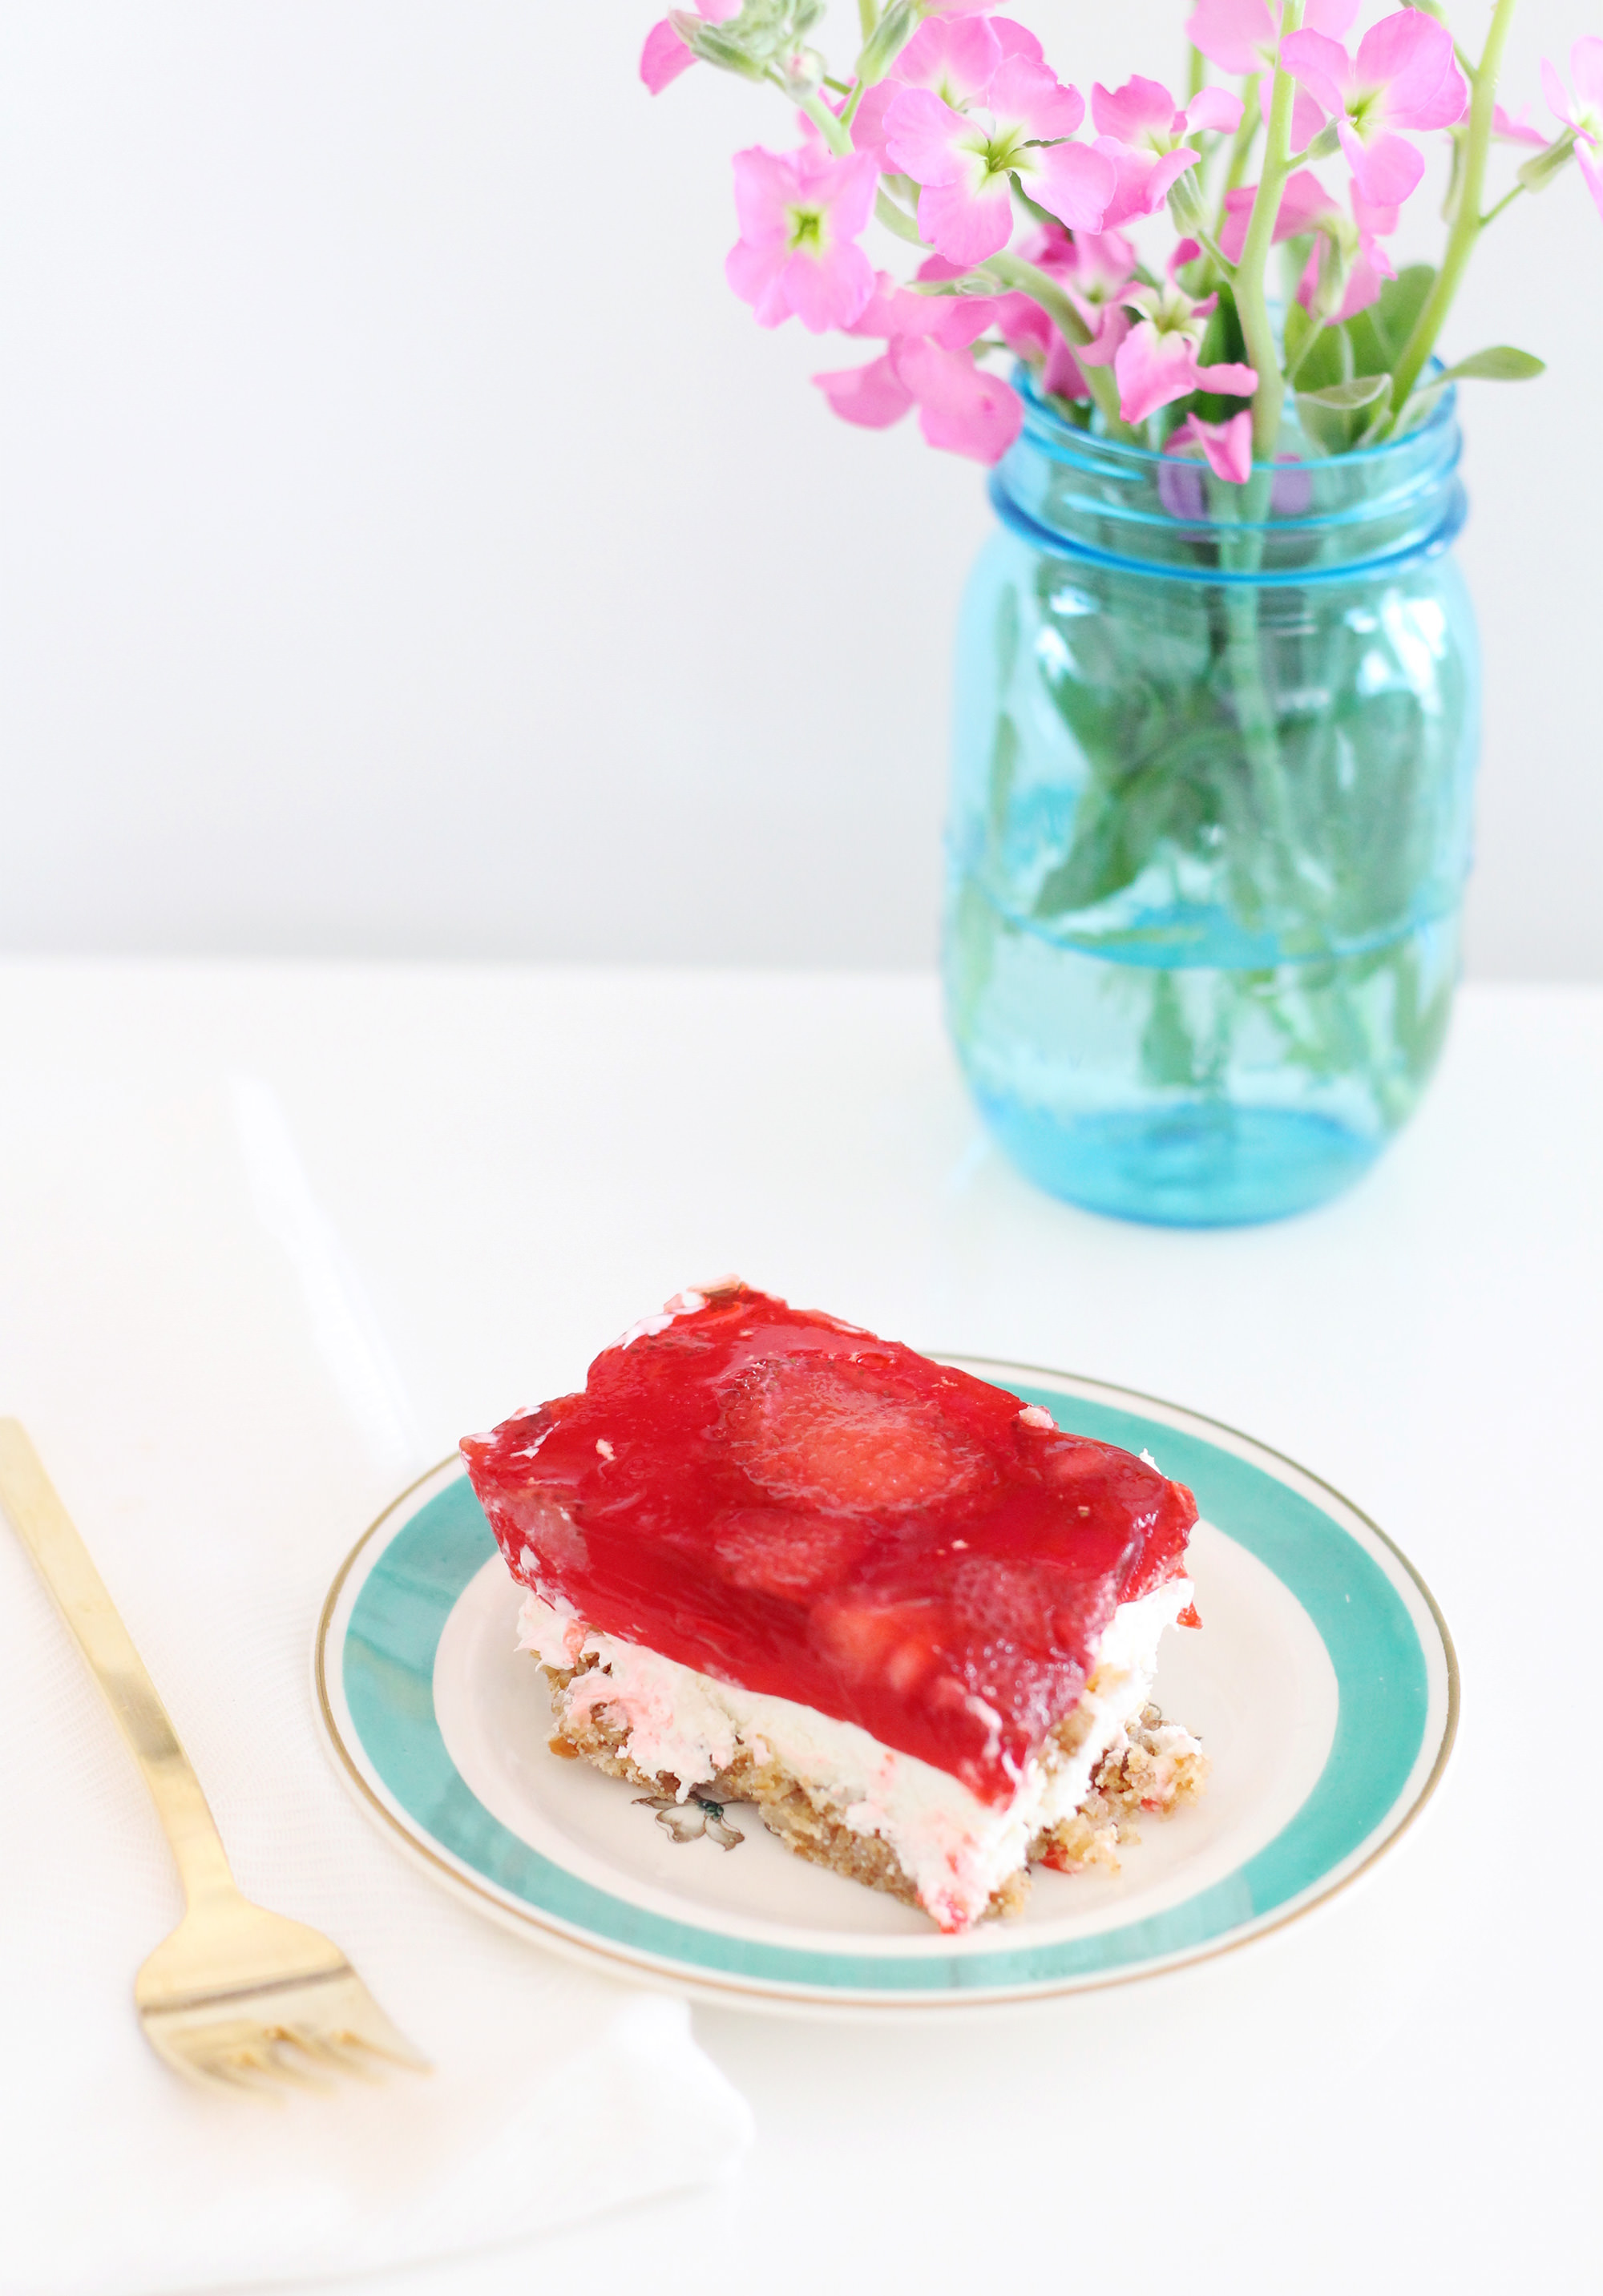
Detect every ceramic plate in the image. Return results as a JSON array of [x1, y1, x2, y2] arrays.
[[314, 1361, 1457, 2013]]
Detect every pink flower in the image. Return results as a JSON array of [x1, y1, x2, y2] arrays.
[[1492, 103, 1549, 151], [850, 10, 1005, 159], [1221, 167, 1396, 321], [639, 0, 740, 95], [1027, 224, 1139, 361], [1185, 0, 1358, 80], [883, 57, 1115, 264], [1112, 272, 1258, 426], [725, 144, 879, 333], [1542, 37, 1603, 217], [1282, 8, 1468, 209], [1165, 410, 1255, 485], [814, 337, 1023, 462], [1089, 77, 1244, 227]]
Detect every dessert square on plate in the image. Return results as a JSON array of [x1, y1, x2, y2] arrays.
[[460, 1283, 1209, 1933]]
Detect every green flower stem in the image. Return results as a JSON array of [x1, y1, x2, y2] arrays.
[[1386, 0, 1519, 424], [1233, 5, 1302, 462], [793, 86, 854, 155], [980, 250, 1133, 437], [874, 184, 928, 244]]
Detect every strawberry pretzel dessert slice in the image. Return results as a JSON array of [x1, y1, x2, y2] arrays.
[[460, 1282, 1209, 1933]]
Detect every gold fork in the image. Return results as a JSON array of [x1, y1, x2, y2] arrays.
[[0, 1418, 429, 2096]]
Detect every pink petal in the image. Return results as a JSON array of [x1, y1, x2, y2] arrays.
[[990, 17, 1045, 64], [1355, 9, 1465, 131], [1219, 183, 1255, 264], [918, 173, 1017, 264], [1184, 0, 1276, 79], [1114, 322, 1203, 424], [1076, 301, 1133, 368], [1339, 122, 1425, 206], [1305, 0, 1360, 30], [729, 146, 802, 244], [1092, 135, 1161, 229], [892, 337, 1024, 462], [915, 252, 971, 281], [1290, 84, 1330, 149], [987, 55, 1086, 140], [640, 18, 696, 94], [1026, 139, 1117, 232], [725, 237, 794, 326], [1091, 75, 1179, 144], [995, 293, 1053, 356], [1193, 357, 1258, 398], [1351, 184, 1401, 238], [883, 87, 971, 185], [1185, 85, 1245, 135], [1168, 410, 1254, 484], [926, 293, 1010, 349], [1573, 35, 1603, 115], [846, 271, 936, 339], [1145, 147, 1203, 210], [895, 14, 1004, 107], [816, 149, 882, 238], [813, 352, 915, 429], [1041, 333, 1091, 401], [850, 81, 900, 161], [1279, 28, 1351, 119], [782, 239, 876, 333], [1492, 102, 1549, 149], [1540, 56, 1575, 131], [1277, 166, 1343, 236]]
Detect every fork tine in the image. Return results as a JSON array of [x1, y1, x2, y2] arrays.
[[284, 2026, 385, 2083]]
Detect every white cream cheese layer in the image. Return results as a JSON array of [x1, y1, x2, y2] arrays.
[[516, 1576, 1194, 1931]]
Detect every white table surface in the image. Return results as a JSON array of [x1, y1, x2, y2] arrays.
[[3, 960, 1598, 2296]]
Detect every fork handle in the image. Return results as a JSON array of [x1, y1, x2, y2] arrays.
[[0, 1419, 236, 1905]]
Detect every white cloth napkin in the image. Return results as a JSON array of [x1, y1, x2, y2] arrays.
[[0, 1066, 752, 2296]]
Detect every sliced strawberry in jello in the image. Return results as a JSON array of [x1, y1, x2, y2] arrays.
[[459, 1284, 1197, 1806]]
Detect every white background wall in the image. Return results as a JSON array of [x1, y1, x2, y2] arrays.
[[0, 1, 1596, 976]]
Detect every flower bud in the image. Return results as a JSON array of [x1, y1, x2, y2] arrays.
[[1165, 165, 1208, 236], [779, 44, 825, 96], [670, 10, 766, 78], [857, 0, 919, 88], [1516, 131, 1576, 195], [1303, 120, 1342, 163]]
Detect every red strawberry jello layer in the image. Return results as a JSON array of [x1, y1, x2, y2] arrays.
[[461, 1283, 1208, 1929]]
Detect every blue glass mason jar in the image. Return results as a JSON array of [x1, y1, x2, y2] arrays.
[[943, 372, 1480, 1226]]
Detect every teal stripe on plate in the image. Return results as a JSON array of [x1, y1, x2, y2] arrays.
[[342, 1389, 1428, 1992]]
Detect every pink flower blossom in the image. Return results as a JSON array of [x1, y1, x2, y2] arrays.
[[1027, 224, 1139, 364], [850, 11, 1005, 159], [1282, 8, 1468, 209], [1165, 410, 1255, 485], [1088, 77, 1244, 227], [1112, 272, 1258, 425], [1492, 103, 1549, 150], [639, 0, 740, 95], [813, 336, 1023, 462], [1221, 168, 1396, 321], [725, 144, 879, 333], [1542, 37, 1603, 217], [1185, 0, 1358, 80], [883, 57, 1115, 264]]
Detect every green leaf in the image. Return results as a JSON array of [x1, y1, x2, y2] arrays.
[[1298, 374, 1391, 410], [1371, 264, 1435, 362], [1295, 372, 1391, 455], [1435, 345, 1546, 381], [1285, 304, 1351, 393]]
